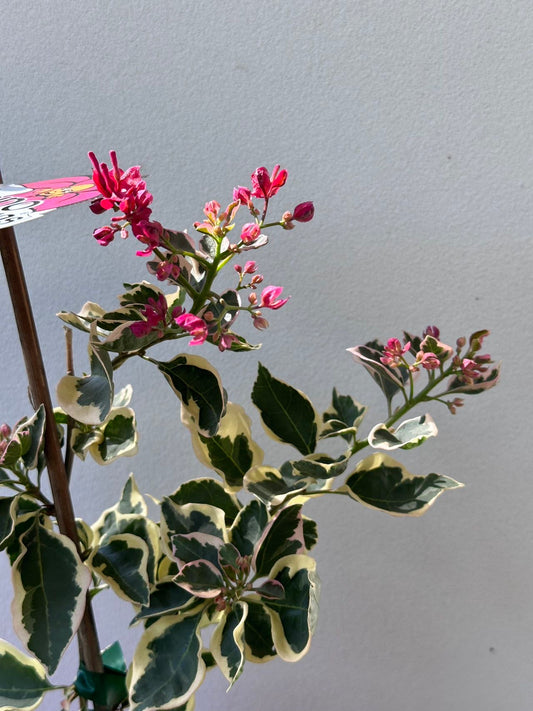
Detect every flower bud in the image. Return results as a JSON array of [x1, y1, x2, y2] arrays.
[[292, 201, 314, 222]]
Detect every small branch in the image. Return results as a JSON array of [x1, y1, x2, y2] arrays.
[[64, 327, 75, 483]]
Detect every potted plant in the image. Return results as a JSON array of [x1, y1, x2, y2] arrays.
[[0, 152, 500, 710]]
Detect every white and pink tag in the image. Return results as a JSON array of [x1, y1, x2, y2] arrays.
[[0, 177, 100, 228]]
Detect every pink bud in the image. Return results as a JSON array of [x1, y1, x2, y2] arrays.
[[292, 201, 314, 222], [93, 225, 116, 246]]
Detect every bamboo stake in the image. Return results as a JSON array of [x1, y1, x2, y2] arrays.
[[0, 204, 106, 704]]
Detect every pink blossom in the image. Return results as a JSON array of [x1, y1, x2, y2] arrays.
[[292, 201, 315, 222], [250, 165, 288, 200], [414, 351, 441, 370], [259, 285, 289, 310], [217, 333, 239, 352], [130, 294, 168, 338], [380, 338, 411, 367], [132, 220, 163, 256], [240, 223, 261, 244], [175, 313, 208, 346], [459, 358, 483, 384], [233, 185, 253, 207]]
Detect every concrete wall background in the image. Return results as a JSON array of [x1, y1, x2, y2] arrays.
[[1, 2, 531, 709]]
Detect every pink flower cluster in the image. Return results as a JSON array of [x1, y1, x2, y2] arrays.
[[129, 294, 209, 347], [89, 151, 163, 256]]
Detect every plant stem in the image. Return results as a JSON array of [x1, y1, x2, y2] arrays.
[[0, 217, 107, 709]]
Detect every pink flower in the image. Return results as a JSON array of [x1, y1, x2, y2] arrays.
[[414, 351, 441, 370], [131, 220, 163, 256], [250, 165, 288, 200], [292, 201, 315, 222], [459, 358, 484, 384], [259, 285, 289, 310], [240, 223, 261, 244], [217, 333, 239, 352], [233, 185, 253, 207], [175, 313, 208, 346], [130, 294, 168, 338], [380, 338, 411, 367]]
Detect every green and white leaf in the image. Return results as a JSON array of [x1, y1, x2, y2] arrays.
[[129, 612, 205, 711], [182, 403, 263, 491], [291, 452, 351, 479], [14, 406, 46, 470], [116, 474, 147, 516], [368, 414, 438, 450], [167, 478, 239, 525], [89, 407, 138, 464], [174, 559, 225, 598], [252, 505, 305, 577], [57, 301, 105, 333], [56, 329, 114, 425], [243, 601, 276, 663], [321, 389, 367, 441], [0, 638, 54, 711], [11, 520, 91, 673], [210, 602, 248, 687], [131, 581, 194, 624], [158, 354, 226, 438], [88, 533, 150, 605], [244, 466, 308, 507], [251, 364, 319, 455], [160, 500, 227, 559], [230, 500, 269, 557], [263, 555, 320, 662], [340, 453, 463, 516]]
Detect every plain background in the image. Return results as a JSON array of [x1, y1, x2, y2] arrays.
[[1, 2, 531, 709]]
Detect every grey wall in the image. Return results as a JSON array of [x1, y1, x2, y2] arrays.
[[1, 1, 531, 709]]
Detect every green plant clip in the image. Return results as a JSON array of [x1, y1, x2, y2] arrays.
[[74, 641, 128, 708]]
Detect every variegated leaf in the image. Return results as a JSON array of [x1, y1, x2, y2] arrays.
[[11, 520, 91, 673], [0, 638, 53, 711], [88, 407, 138, 465], [167, 478, 240, 525], [160, 500, 227, 560], [210, 602, 248, 687], [321, 389, 367, 441], [129, 612, 205, 711], [368, 414, 438, 450], [157, 354, 226, 437], [174, 559, 225, 598], [243, 600, 276, 663], [88, 533, 150, 605], [56, 330, 114, 425], [182, 403, 263, 491], [230, 500, 269, 557], [251, 364, 318, 455], [14, 406, 46, 470], [263, 554, 320, 662], [131, 581, 194, 624], [340, 453, 463, 516], [252, 505, 305, 577]]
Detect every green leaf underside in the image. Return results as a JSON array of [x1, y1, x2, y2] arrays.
[[0, 639, 53, 711], [12, 521, 90, 673], [168, 479, 239, 525], [89, 534, 150, 604], [342, 454, 463, 516], [243, 601, 276, 662], [264, 556, 319, 661], [368, 414, 437, 451], [211, 602, 247, 687], [230, 500, 269, 557], [199, 432, 253, 489], [253, 506, 304, 577], [129, 613, 205, 711], [252, 364, 317, 455], [158, 355, 225, 437]]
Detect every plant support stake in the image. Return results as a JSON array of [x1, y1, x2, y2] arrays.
[[0, 189, 106, 701]]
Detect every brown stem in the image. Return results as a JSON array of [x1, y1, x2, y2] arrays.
[[0, 213, 107, 705], [63, 327, 75, 483]]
